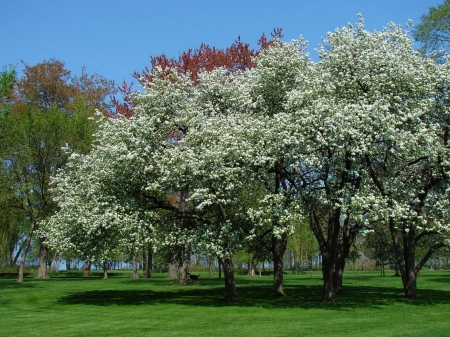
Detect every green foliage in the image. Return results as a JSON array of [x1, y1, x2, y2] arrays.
[[0, 65, 17, 109], [414, 0, 450, 53]]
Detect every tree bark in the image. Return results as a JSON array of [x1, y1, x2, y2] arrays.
[[321, 253, 336, 302], [247, 252, 256, 277], [35, 238, 49, 279], [333, 256, 345, 295], [222, 257, 239, 301], [144, 246, 153, 278], [131, 254, 139, 279], [218, 257, 222, 279], [102, 261, 108, 279], [177, 248, 189, 285], [167, 263, 177, 279], [208, 256, 213, 278], [142, 249, 148, 277], [83, 261, 91, 276], [17, 220, 35, 283], [271, 231, 288, 296]]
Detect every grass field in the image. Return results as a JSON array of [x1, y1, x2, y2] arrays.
[[1, 269, 450, 336]]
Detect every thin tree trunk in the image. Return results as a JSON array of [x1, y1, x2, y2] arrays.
[[208, 256, 213, 278], [222, 256, 239, 301], [17, 220, 36, 283], [142, 249, 148, 277], [247, 252, 256, 277], [218, 257, 222, 279], [102, 261, 108, 279], [12, 242, 23, 266], [145, 246, 152, 278]]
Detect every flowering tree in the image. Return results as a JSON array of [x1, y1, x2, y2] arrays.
[[312, 17, 450, 299], [44, 17, 449, 303]]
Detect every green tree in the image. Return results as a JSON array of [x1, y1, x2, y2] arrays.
[[363, 228, 396, 276], [0, 59, 115, 282], [414, 0, 450, 53]]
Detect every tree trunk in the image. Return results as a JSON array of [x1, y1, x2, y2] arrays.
[[17, 220, 35, 283], [208, 256, 213, 278], [222, 256, 239, 301], [247, 252, 256, 277], [333, 258, 344, 295], [218, 257, 222, 279], [271, 231, 288, 296], [167, 263, 177, 279], [35, 239, 49, 279], [401, 232, 418, 299], [83, 261, 91, 276], [131, 254, 139, 279], [102, 261, 108, 279], [177, 260, 188, 284], [145, 246, 152, 278], [142, 249, 148, 277], [12, 242, 23, 266], [177, 249, 189, 285], [321, 253, 336, 302]]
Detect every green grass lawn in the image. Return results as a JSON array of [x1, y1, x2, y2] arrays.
[[1, 269, 450, 337]]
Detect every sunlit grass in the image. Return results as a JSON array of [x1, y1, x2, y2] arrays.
[[1, 269, 449, 336]]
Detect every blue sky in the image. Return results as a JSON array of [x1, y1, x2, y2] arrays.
[[1, 0, 441, 91]]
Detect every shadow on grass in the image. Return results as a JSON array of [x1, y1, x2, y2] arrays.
[[57, 282, 450, 310], [0, 272, 33, 279]]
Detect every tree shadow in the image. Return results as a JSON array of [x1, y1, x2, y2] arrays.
[[0, 272, 32, 279], [57, 282, 450, 310]]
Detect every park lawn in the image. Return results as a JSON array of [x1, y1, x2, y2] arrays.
[[1, 269, 450, 337]]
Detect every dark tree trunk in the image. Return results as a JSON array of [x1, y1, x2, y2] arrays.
[[35, 238, 49, 279], [271, 231, 288, 296], [83, 261, 91, 276], [12, 242, 23, 266], [318, 216, 341, 302], [142, 249, 148, 277], [390, 221, 418, 299], [222, 257, 239, 301], [145, 246, 153, 278], [218, 257, 222, 279], [333, 256, 345, 295], [321, 253, 336, 302]]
